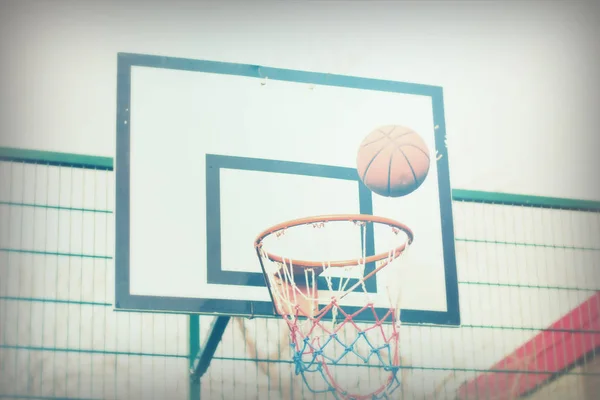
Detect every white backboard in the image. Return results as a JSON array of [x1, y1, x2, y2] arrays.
[[115, 53, 459, 325]]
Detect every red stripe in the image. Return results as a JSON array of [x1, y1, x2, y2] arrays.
[[457, 292, 600, 400]]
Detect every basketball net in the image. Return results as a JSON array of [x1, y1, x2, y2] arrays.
[[255, 215, 413, 399]]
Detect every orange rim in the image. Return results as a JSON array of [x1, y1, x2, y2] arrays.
[[254, 214, 413, 268]]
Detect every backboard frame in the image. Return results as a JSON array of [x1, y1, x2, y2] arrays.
[[114, 52, 460, 326]]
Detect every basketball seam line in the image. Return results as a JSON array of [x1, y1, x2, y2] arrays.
[[399, 144, 430, 161], [361, 129, 415, 149], [360, 141, 390, 184], [360, 135, 391, 148], [378, 129, 414, 154], [397, 147, 418, 189], [383, 126, 396, 135], [380, 132, 430, 184], [375, 128, 415, 144]]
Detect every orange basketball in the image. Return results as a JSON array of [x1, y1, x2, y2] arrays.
[[356, 125, 431, 197]]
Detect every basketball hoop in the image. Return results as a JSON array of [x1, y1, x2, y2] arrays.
[[255, 214, 413, 399]]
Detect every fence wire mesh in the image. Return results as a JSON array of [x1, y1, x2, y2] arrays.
[[0, 149, 598, 399]]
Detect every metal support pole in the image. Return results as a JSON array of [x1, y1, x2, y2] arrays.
[[189, 314, 200, 400], [190, 316, 231, 386]]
